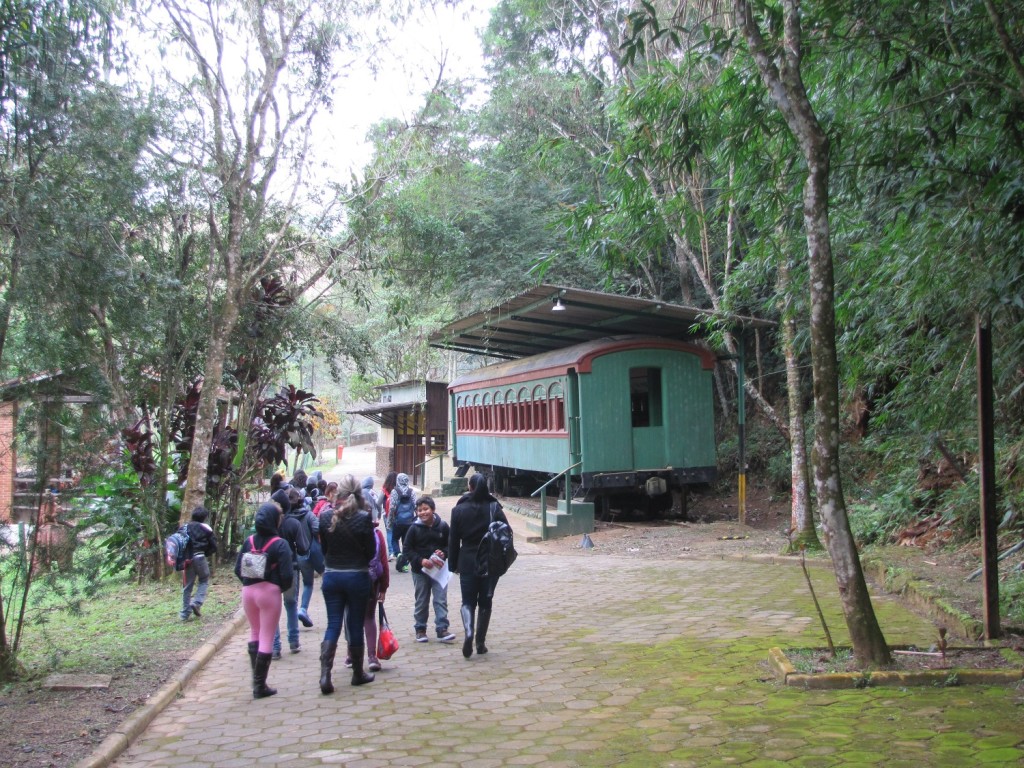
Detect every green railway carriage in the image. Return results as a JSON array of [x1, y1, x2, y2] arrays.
[[448, 336, 717, 507]]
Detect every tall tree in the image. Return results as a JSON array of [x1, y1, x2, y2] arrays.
[[732, 0, 890, 665], [0, 0, 122, 372], [144, 0, 380, 519]]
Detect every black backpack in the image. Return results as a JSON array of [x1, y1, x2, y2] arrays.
[[476, 503, 517, 579]]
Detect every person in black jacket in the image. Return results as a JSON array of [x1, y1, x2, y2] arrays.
[[272, 488, 311, 658], [403, 496, 455, 643], [448, 474, 509, 659], [317, 474, 377, 694], [180, 506, 218, 620], [235, 502, 294, 699]]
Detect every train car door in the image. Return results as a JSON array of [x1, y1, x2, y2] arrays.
[[630, 366, 666, 468]]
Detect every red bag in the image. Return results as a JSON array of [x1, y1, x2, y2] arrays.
[[377, 604, 399, 660]]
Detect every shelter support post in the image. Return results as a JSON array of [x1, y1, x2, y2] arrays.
[[738, 341, 747, 525], [976, 314, 1000, 639]]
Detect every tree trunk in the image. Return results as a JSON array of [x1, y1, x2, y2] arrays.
[[180, 280, 242, 521], [778, 256, 819, 553], [0, 248, 19, 372], [735, 0, 890, 666]]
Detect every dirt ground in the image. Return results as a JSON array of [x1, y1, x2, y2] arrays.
[[2, 484, 1019, 768]]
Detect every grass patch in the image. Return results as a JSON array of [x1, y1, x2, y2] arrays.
[[12, 565, 239, 679], [785, 647, 854, 674]]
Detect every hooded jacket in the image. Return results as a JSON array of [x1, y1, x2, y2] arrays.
[[235, 502, 294, 591], [403, 512, 451, 575], [361, 476, 383, 521]]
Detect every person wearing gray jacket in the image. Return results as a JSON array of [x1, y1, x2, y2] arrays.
[[361, 476, 383, 521]]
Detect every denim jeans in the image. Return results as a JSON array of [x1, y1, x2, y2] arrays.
[[386, 526, 399, 557], [411, 571, 449, 632], [297, 556, 315, 613], [180, 555, 210, 619], [321, 569, 370, 646], [393, 523, 411, 566], [273, 581, 299, 653]]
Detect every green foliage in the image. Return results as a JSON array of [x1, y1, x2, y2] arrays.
[[73, 467, 165, 576], [12, 568, 239, 678], [716, 419, 790, 493], [1001, 572, 1024, 628]]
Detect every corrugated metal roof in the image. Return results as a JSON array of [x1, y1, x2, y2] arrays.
[[428, 284, 773, 360]]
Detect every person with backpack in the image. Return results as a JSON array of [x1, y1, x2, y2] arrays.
[[317, 474, 377, 694], [448, 473, 510, 659], [403, 495, 455, 643], [235, 501, 294, 699], [387, 473, 417, 572], [179, 506, 218, 620]]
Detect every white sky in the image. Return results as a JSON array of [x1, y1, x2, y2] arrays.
[[316, 0, 495, 178]]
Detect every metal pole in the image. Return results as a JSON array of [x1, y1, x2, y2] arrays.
[[540, 487, 548, 541], [976, 314, 1000, 639], [737, 339, 747, 525]]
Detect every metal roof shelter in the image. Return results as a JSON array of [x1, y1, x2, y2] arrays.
[[429, 284, 775, 524], [428, 284, 774, 359]]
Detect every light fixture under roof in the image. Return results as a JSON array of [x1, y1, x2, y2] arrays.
[[551, 297, 566, 312]]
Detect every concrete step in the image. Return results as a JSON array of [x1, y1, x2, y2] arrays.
[[525, 499, 595, 539]]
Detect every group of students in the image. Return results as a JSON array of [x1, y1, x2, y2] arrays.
[[234, 470, 509, 699]]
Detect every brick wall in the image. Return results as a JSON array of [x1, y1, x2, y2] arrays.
[[0, 401, 16, 523], [375, 445, 393, 479]]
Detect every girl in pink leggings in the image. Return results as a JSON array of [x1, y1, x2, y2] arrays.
[[235, 502, 294, 699]]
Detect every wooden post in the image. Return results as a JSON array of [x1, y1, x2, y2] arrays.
[[976, 314, 1000, 640], [737, 340, 747, 525]]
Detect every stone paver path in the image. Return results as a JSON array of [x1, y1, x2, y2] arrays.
[[112, 547, 1024, 767]]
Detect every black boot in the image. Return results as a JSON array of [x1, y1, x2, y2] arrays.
[[476, 608, 491, 655], [461, 605, 475, 659], [253, 652, 277, 699], [319, 640, 337, 695], [247, 642, 259, 676], [349, 644, 375, 686]]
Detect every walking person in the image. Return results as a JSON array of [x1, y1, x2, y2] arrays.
[[271, 487, 311, 658], [345, 493, 391, 671], [317, 474, 377, 694], [449, 474, 509, 659], [296, 485, 323, 629], [388, 473, 417, 572], [404, 495, 455, 643], [235, 502, 294, 699], [180, 505, 217, 620], [361, 476, 383, 520], [381, 471, 398, 559]]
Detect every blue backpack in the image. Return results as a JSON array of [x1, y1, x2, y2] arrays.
[[164, 525, 193, 571], [394, 490, 416, 525]]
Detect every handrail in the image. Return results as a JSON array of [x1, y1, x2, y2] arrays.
[[530, 461, 581, 541], [414, 448, 452, 489]]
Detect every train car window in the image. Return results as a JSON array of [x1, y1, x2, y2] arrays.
[[630, 367, 663, 428], [517, 387, 529, 431], [552, 397, 565, 431], [532, 386, 546, 430]]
